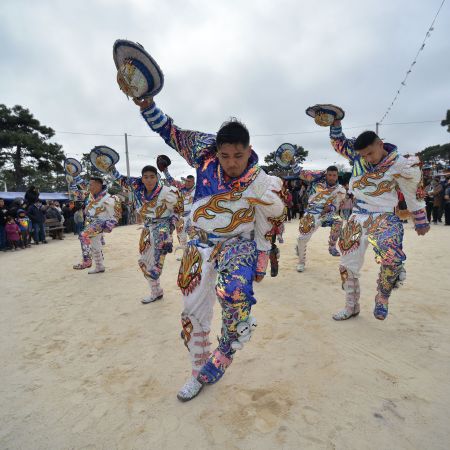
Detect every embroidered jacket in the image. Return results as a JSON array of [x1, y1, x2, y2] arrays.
[[298, 170, 346, 216], [110, 168, 181, 226], [70, 176, 121, 225], [140, 102, 286, 273], [330, 125, 427, 227], [163, 167, 195, 217]]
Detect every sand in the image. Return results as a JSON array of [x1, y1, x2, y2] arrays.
[[1, 221, 449, 450]]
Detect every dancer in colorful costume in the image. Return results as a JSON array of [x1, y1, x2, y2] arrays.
[[133, 98, 285, 401], [113, 38, 285, 400], [295, 165, 346, 272], [109, 163, 182, 303], [157, 155, 195, 250], [70, 174, 121, 274], [327, 117, 429, 320]]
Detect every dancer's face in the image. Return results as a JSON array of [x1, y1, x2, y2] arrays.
[[89, 180, 103, 195], [357, 139, 387, 165], [185, 178, 195, 189], [325, 170, 338, 186], [217, 143, 252, 178], [142, 171, 158, 191]]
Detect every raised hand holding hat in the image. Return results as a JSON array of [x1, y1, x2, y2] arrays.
[[113, 40, 164, 101], [305, 104, 345, 127]]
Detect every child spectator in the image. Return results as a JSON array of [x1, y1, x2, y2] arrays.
[[16, 209, 32, 247], [5, 216, 21, 250]]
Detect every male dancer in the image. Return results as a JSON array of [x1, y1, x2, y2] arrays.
[[109, 164, 182, 303], [329, 119, 429, 320], [132, 96, 286, 401], [161, 162, 195, 250], [296, 166, 346, 272], [71, 175, 121, 274]]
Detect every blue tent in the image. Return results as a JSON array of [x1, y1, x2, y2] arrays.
[[0, 191, 69, 201]]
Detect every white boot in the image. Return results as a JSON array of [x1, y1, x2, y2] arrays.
[[88, 266, 105, 274], [296, 263, 305, 272], [141, 294, 163, 304], [177, 376, 203, 402]]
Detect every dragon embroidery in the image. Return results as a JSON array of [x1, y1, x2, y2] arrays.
[[177, 245, 202, 295]]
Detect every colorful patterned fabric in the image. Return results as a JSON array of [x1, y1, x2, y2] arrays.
[[109, 167, 179, 294], [338, 212, 405, 319], [141, 102, 286, 387], [141, 102, 286, 252], [330, 126, 426, 220]]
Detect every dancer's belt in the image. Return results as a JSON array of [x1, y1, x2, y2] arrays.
[[353, 201, 395, 215], [190, 228, 251, 248]]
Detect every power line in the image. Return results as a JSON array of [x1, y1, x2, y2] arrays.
[[378, 0, 447, 124], [54, 119, 440, 141]]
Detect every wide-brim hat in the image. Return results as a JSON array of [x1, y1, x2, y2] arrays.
[[275, 143, 297, 169], [90, 146, 120, 173], [156, 154, 171, 172], [306, 104, 345, 127], [64, 158, 82, 176], [113, 39, 164, 100]]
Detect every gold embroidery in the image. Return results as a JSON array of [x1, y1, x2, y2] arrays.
[[177, 246, 202, 295], [299, 213, 315, 235], [339, 217, 362, 253]]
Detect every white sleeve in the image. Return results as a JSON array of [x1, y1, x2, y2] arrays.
[[254, 174, 286, 252], [393, 156, 426, 213]]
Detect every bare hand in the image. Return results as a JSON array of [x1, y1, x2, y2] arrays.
[[416, 225, 430, 236], [133, 97, 154, 110]]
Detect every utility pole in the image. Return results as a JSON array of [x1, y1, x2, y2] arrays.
[[124, 132, 130, 178], [376, 122, 379, 135]]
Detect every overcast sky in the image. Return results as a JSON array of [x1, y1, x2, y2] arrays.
[[1, 0, 449, 178]]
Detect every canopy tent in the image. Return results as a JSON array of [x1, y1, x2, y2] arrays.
[[0, 191, 69, 201]]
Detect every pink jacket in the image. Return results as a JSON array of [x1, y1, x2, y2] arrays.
[[5, 222, 20, 240]]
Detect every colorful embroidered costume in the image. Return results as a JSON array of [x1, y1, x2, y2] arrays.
[[296, 170, 346, 270], [110, 168, 181, 300], [163, 167, 195, 248], [330, 125, 428, 320], [70, 176, 121, 272], [141, 102, 285, 388]]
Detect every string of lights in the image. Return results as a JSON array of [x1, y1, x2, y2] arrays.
[[378, 0, 447, 124]]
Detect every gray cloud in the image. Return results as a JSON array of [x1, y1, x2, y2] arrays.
[[1, 0, 449, 179]]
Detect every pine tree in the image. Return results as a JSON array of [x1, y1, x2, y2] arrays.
[[0, 104, 65, 191]]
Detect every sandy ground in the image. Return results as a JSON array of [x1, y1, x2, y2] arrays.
[[1, 221, 449, 450]]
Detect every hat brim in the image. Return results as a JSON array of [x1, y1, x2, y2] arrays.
[[305, 104, 345, 120], [64, 158, 82, 176], [275, 143, 297, 169], [113, 39, 164, 98], [90, 146, 120, 173]]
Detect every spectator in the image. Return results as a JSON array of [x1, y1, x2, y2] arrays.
[[62, 201, 75, 234], [73, 204, 85, 235], [424, 177, 434, 223], [16, 209, 32, 247], [284, 184, 294, 221], [7, 198, 24, 219], [45, 201, 64, 240], [444, 177, 450, 226], [430, 177, 443, 224], [5, 216, 22, 250], [46, 201, 63, 222], [28, 201, 47, 244], [0, 198, 8, 251], [24, 186, 40, 205]]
